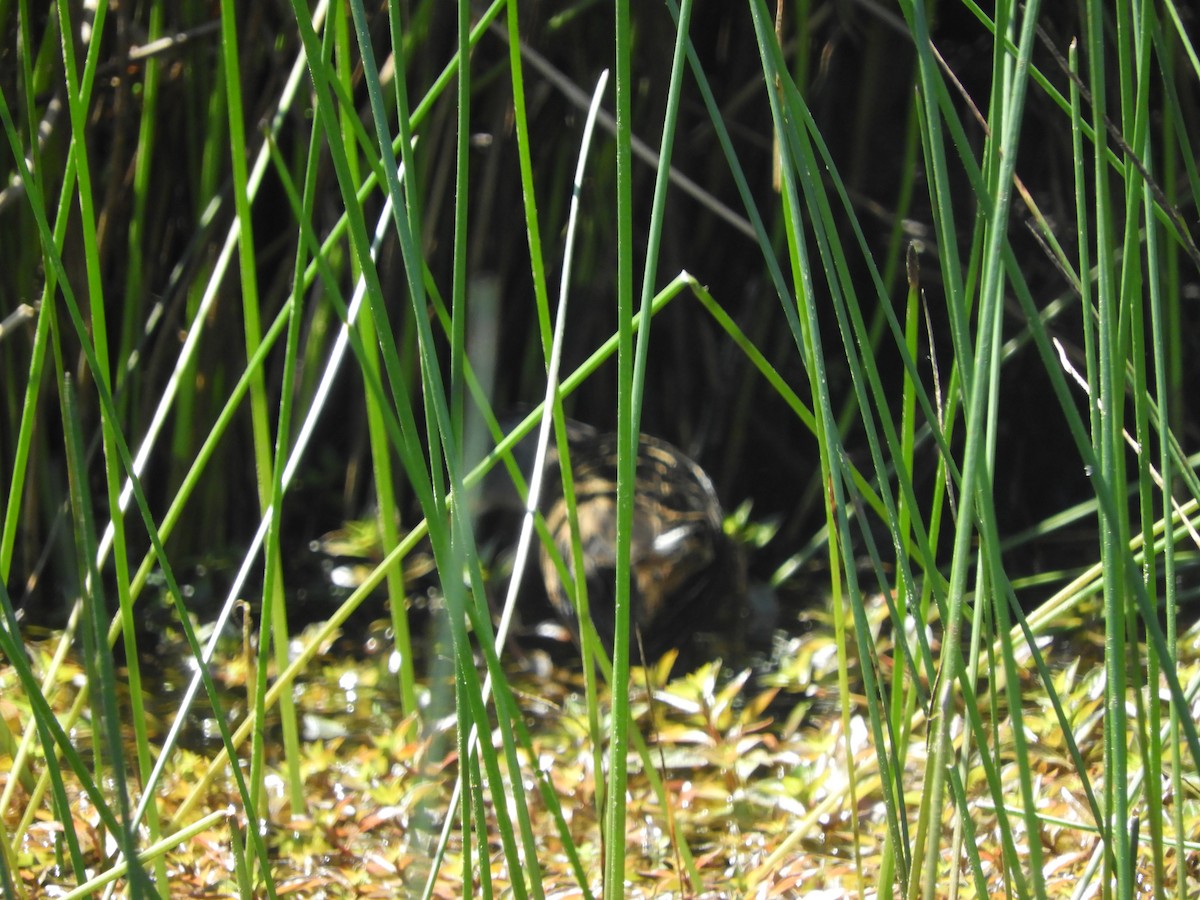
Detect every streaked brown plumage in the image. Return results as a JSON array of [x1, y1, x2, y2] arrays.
[[493, 418, 746, 662]]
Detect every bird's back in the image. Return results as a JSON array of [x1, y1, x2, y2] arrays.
[[539, 428, 745, 662]]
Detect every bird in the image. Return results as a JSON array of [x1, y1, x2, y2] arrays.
[[486, 416, 747, 665]]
